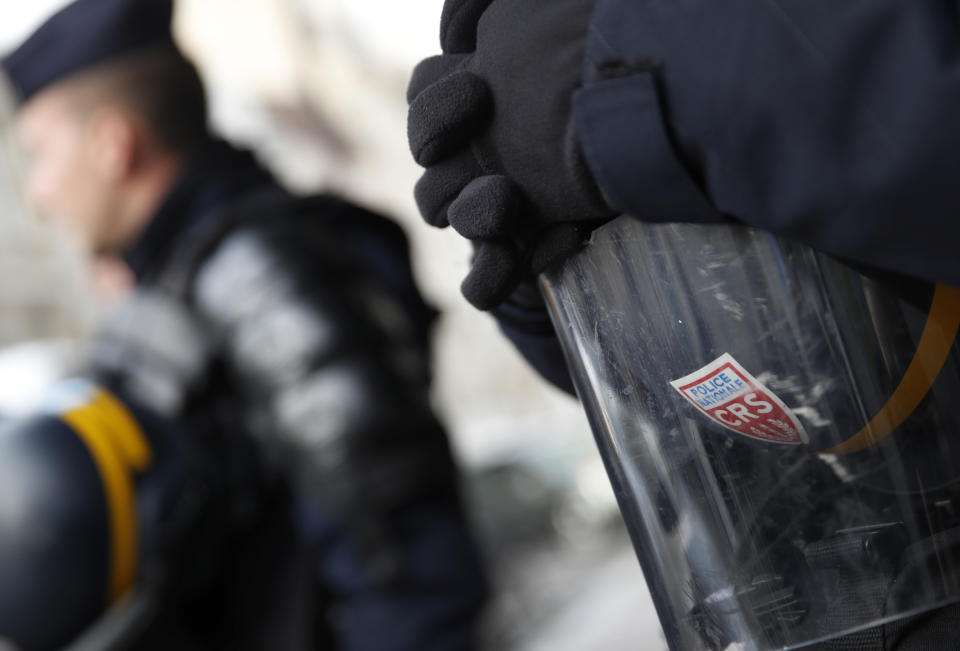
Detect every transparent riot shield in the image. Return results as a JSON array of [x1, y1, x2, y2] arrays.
[[539, 217, 960, 650]]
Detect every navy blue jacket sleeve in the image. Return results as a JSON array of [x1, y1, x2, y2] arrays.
[[493, 292, 576, 395], [575, 0, 960, 289], [496, 0, 960, 393]]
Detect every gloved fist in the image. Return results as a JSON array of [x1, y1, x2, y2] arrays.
[[407, 0, 615, 310]]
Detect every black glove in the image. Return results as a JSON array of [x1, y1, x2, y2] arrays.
[[407, 0, 616, 310]]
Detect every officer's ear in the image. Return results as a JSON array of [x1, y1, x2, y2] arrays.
[[86, 105, 138, 183]]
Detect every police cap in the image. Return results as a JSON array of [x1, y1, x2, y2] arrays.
[[1, 0, 175, 105]]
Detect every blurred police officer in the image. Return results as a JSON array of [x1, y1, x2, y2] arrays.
[[2, 0, 487, 649]]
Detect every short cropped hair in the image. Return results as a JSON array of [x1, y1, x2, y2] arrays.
[[64, 47, 210, 153]]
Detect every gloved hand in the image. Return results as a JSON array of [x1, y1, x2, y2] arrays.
[[407, 0, 616, 310]]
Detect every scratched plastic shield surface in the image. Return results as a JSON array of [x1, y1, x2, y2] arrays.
[[540, 217, 960, 650]]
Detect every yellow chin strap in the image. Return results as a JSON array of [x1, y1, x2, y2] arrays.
[[61, 388, 153, 605], [821, 284, 960, 455]]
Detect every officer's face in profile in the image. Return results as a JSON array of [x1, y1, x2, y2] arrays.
[[15, 85, 127, 255]]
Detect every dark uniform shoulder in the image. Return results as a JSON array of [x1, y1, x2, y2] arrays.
[[191, 191, 435, 355]]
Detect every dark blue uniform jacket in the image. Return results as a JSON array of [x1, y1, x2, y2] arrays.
[[498, 0, 960, 393]]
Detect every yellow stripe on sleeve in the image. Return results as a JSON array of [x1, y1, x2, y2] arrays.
[[61, 388, 152, 604]]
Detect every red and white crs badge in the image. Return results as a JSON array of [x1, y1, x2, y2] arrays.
[[670, 353, 808, 445]]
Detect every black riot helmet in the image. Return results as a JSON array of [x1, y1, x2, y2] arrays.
[[0, 380, 197, 651]]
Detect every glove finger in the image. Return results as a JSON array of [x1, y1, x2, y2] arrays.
[[447, 175, 521, 240], [461, 240, 524, 311], [440, 0, 494, 53], [406, 53, 471, 104], [408, 70, 490, 167], [528, 223, 594, 274], [414, 149, 483, 228]]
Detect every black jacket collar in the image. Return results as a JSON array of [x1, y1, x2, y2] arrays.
[[123, 140, 276, 283]]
